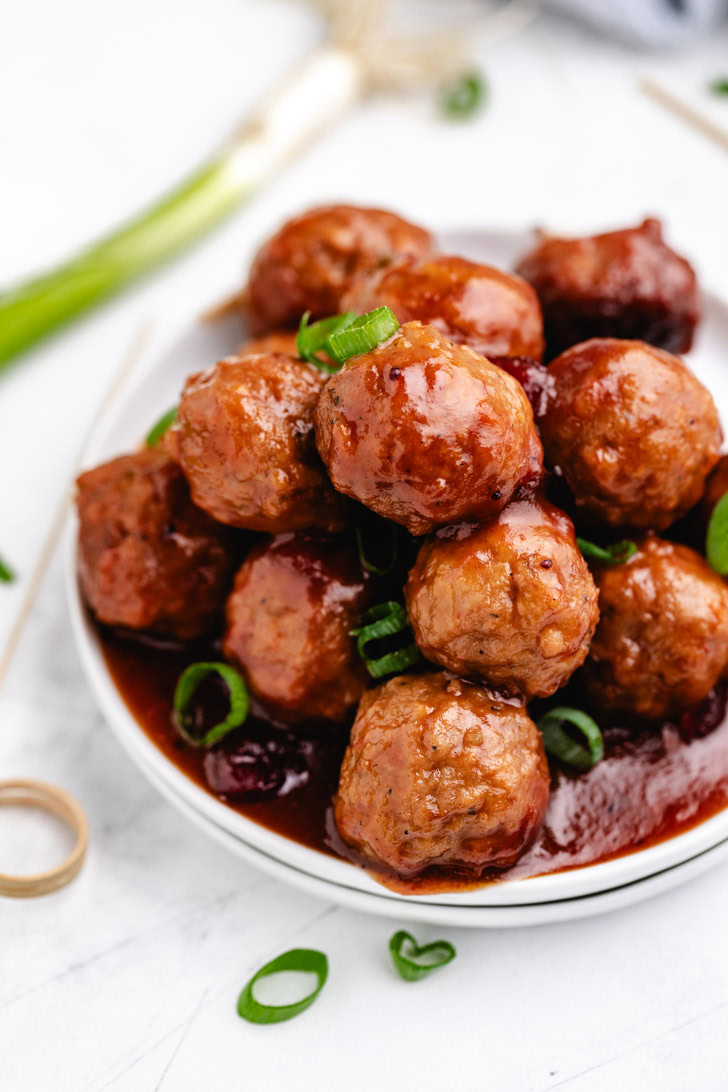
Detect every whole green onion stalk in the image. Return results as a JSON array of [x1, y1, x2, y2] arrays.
[[0, 0, 479, 371]]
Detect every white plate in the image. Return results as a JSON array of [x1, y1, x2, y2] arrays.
[[66, 226, 728, 918]]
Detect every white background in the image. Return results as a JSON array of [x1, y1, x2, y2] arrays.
[[2, 2, 728, 1089]]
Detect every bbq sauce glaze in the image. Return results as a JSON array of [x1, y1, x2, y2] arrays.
[[98, 624, 728, 894]]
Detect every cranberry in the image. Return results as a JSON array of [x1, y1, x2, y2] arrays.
[[678, 683, 728, 742], [203, 722, 311, 800], [488, 355, 555, 419]]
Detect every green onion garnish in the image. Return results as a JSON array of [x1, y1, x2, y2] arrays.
[[706, 491, 728, 576], [709, 77, 728, 95], [237, 949, 328, 1024], [296, 311, 356, 372], [355, 522, 398, 576], [537, 706, 604, 772], [0, 554, 15, 583], [173, 662, 249, 748], [440, 70, 486, 120], [577, 537, 637, 565], [350, 602, 421, 678], [325, 306, 400, 365], [389, 930, 456, 982], [145, 406, 178, 448]]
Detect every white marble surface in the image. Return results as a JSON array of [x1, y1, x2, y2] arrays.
[[2, 3, 728, 1089]]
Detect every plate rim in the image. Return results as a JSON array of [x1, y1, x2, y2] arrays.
[[65, 225, 728, 911]]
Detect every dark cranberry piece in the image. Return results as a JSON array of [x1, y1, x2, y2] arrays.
[[678, 683, 728, 742], [488, 355, 555, 419], [203, 722, 311, 800]]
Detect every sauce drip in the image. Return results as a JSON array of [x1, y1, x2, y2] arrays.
[[98, 625, 728, 893]]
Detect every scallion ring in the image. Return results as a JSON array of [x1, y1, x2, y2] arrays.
[[355, 522, 398, 576], [537, 706, 604, 772], [296, 310, 355, 372], [350, 602, 409, 657], [350, 602, 422, 678], [237, 948, 328, 1024], [577, 537, 637, 565], [706, 491, 728, 575], [389, 930, 456, 982], [709, 77, 728, 96], [366, 645, 422, 679], [0, 554, 15, 583], [325, 306, 399, 365], [145, 406, 177, 448], [173, 662, 249, 747], [440, 70, 486, 120]]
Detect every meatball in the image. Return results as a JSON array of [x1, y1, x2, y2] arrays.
[[405, 496, 599, 700], [585, 535, 728, 720], [343, 254, 544, 360], [168, 351, 347, 533], [244, 204, 432, 334], [700, 455, 728, 527], [516, 218, 699, 357], [539, 338, 721, 530], [236, 330, 299, 357], [314, 321, 544, 536], [223, 533, 371, 722], [335, 673, 549, 877], [76, 450, 236, 640]]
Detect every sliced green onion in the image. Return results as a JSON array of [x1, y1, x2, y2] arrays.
[[389, 930, 456, 982], [538, 706, 603, 772], [296, 310, 356, 372], [237, 949, 328, 1024], [355, 522, 398, 576], [709, 77, 728, 95], [0, 555, 15, 583], [145, 406, 178, 448], [325, 306, 399, 365], [0, 150, 257, 371], [351, 602, 409, 657], [173, 662, 249, 748], [706, 491, 728, 576], [350, 601, 422, 678], [577, 537, 637, 565], [366, 645, 422, 679], [440, 70, 486, 120]]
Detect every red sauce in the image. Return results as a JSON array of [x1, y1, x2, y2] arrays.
[[98, 625, 728, 893]]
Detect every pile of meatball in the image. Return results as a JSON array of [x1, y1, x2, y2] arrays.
[[76, 204, 728, 882]]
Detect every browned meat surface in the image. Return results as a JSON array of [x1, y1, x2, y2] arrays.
[[244, 204, 432, 334], [314, 321, 543, 536], [343, 253, 544, 361], [224, 533, 372, 723], [76, 450, 236, 639], [516, 218, 699, 357], [335, 672, 549, 876], [539, 338, 721, 530], [585, 535, 728, 719], [406, 495, 598, 699], [168, 351, 348, 533]]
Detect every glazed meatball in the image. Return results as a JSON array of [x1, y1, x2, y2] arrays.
[[343, 254, 544, 361], [236, 330, 299, 357], [168, 352, 347, 533], [335, 673, 549, 877], [700, 455, 728, 528], [516, 218, 699, 357], [76, 450, 236, 640], [585, 535, 728, 719], [244, 204, 432, 334], [314, 322, 543, 536], [223, 533, 371, 722], [539, 338, 721, 530], [405, 496, 599, 699]]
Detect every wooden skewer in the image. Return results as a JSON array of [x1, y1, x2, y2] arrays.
[[640, 77, 728, 155]]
